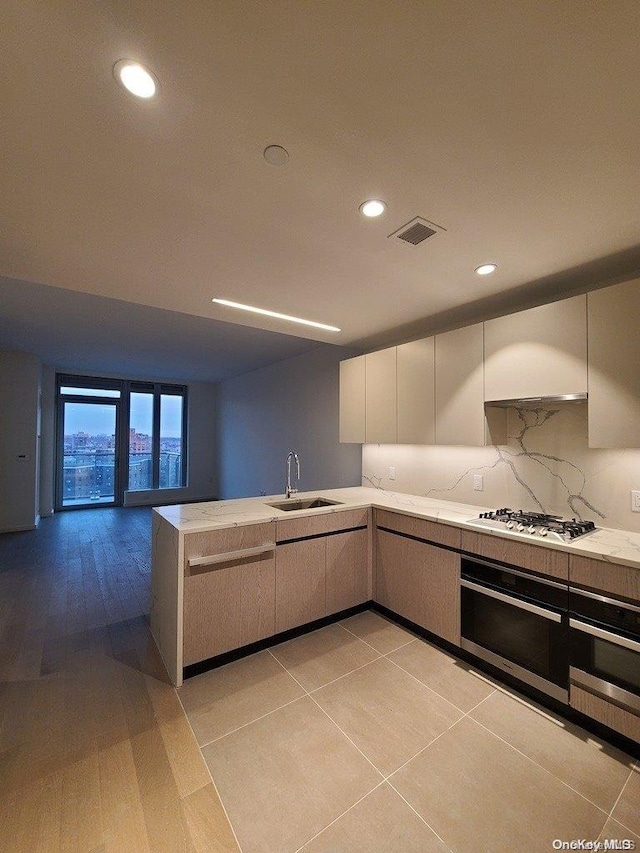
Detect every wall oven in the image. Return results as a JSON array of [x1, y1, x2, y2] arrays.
[[570, 588, 640, 718], [460, 556, 569, 702]]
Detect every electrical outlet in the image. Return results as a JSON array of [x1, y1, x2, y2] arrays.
[[631, 490, 640, 512], [473, 474, 483, 491], [389, 467, 396, 481]]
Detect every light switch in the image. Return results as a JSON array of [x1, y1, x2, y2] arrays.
[[389, 467, 396, 481], [631, 490, 640, 512]]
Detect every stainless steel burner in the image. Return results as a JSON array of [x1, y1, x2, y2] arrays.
[[468, 508, 597, 542]]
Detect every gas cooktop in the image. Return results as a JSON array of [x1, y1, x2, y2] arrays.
[[467, 508, 597, 542]]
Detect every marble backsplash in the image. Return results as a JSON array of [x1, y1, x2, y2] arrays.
[[362, 402, 640, 533]]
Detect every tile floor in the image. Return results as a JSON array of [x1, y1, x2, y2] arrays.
[[178, 610, 640, 853]]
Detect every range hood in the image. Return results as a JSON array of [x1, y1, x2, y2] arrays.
[[484, 392, 588, 409]]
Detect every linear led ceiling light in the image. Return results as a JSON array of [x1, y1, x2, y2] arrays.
[[113, 60, 158, 98], [212, 298, 341, 332]]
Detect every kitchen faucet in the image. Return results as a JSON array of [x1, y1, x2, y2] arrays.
[[285, 451, 300, 498]]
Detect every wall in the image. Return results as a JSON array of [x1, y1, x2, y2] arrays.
[[0, 350, 41, 531], [38, 369, 217, 512], [363, 402, 640, 533], [217, 345, 362, 499]]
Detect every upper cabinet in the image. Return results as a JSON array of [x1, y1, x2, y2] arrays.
[[484, 295, 587, 402], [340, 340, 436, 444], [365, 348, 397, 443], [339, 277, 640, 448], [397, 338, 435, 444], [588, 277, 640, 448], [339, 355, 366, 443], [435, 323, 506, 446]]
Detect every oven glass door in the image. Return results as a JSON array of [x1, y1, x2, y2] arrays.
[[571, 622, 640, 696], [461, 585, 568, 691]]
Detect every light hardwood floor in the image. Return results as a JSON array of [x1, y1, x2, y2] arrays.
[[0, 507, 239, 852]]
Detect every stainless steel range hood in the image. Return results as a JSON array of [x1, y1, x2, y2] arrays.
[[484, 392, 588, 408]]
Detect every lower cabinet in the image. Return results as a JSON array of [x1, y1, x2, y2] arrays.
[[375, 528, 460, 646], [275, 538, 326, 633], [275, 526, 370, 633], [326, 528, 369, 615], [183, 552, 276, 666]]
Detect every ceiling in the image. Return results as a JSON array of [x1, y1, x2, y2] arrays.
[[0, 276, 322, 382], [2, 1, 640, 370]]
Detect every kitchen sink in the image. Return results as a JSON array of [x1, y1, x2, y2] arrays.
[[265, 497, 344, 512]]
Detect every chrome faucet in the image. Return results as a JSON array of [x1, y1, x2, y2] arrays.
[[285, 451, 300, 498]]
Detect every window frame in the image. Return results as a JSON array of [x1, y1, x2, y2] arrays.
[[56, 374, 188, 508]]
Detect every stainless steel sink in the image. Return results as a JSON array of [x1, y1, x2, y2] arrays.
[[265, 497, 344, 512]]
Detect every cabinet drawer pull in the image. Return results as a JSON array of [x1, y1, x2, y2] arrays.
[[188, 544, 275, 570]]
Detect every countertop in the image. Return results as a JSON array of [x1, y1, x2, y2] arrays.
[[154, 486, 640, 570]]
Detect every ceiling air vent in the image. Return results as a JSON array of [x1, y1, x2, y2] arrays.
[[388, 216, 446, 246]]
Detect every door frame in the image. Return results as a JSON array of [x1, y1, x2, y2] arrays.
[[55, 379, 124, 511]]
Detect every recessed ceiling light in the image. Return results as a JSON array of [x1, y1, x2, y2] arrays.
[[359, 200, 386, 218], [113, 60, 157, 98], [475, 263, 498, 276], [263, 145, 290, 167], [212, 298, 341, 332]]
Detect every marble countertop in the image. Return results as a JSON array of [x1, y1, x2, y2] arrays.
[[154, 486, 640, 570]]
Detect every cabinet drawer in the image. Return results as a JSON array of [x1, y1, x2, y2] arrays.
[[276, 508, 369, 542], [375, 508, 460, 549], [569, 554, 640, 601], [570, 684, 640, 744], [460, 530, 568, 580], [184, 523, 275, 574]]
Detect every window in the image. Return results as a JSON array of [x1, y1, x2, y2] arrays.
[[129, 391, 154, 490], [160, 393, 184, 488], [128, 382, 187, 492], [56, 375, 187, 509]]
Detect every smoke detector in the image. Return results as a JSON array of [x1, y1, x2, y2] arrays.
[[388, 216, 446, 246]]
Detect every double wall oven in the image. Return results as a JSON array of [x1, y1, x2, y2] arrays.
[[461, 509, 640, 737]]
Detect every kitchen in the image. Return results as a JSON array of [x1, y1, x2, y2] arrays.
[[151, 283, 640, 851], [2, 1, 640, 851]]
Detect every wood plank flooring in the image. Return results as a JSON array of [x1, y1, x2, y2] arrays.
[[0, 508, 239, 852]]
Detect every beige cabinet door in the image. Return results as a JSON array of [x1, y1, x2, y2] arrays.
[[326, 528, 369, 614], [588, 277, 640, 447], [484, 294, 587, 402], [435, 323, 505, 446], [183, 554, 276, 666], [397, 338, 435, 444], [375, 529, 419, 622], [339, 355, 366, 443], [275, 538, 326, 633], [365, 348, 397, 443], [419, 542, 460, 646], [376, 528, 460, 645]]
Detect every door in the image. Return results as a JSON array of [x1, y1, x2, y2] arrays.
[[58, 398, 120, 508]]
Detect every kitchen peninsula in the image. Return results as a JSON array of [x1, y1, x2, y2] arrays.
[[152, 487, 640, 747]]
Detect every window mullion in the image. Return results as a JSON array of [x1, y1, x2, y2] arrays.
[[152, 386, 161, 489]]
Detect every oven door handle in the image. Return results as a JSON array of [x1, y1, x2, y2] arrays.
[[460, 578, 563, 623], [570, 667, 640, 717], [569, 618, 640, 653]]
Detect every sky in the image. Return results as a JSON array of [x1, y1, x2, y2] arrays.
[[63, 394, 183, 438]]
